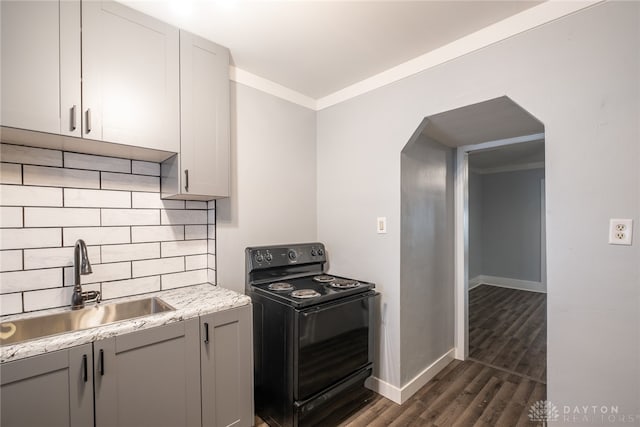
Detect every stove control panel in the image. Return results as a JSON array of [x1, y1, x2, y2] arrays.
[[246, 243, 327, 270]]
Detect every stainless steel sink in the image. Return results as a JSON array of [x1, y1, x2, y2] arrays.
[[0, 297, 175, 346]]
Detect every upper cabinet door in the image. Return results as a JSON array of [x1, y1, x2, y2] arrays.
[[180, 31, 230, 198], [82, 1, 180, 152], [0, 0, 81, 136]]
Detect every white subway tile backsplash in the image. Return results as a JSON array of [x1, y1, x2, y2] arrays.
[[0, 207, 23, 228], [186, 201, 207, 209], [185, 225, 207, 240], [64, 261, 130, 285], [1, 144, 62, 167], [0, 268, 63, 294], [63, 227, 130, 246], [23, 246, 100, 270], [0, 184, 62, 207], [0, 250, 23, 272], [132, 256, 184, 278], [0, 292, 23, 315], [101, 172, 159, 192], [64, 152, 130, 173], [0, 162, 22, 184], [64, 188, 131, 208], [131, 161, 160, 176], [161, 240, 207, 257], [23, 288, 68, 311], [23, 287, 73, 312], [23, 165, 100, 189], [24, 207, 100, 227], [101, 243, 159, 263], [101, 209, 159, 226], [131, 225, 184, 243], [0, 228, 61, 250], [101, 276, 160, 300], [131, 192, 184, 209], [0, 143, 215, 314], [185, 254, 207, 270], [161, 269, 207, 290], [161, 209, 207, 225]]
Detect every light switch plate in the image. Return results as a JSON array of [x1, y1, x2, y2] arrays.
[[377, 217, 387, 234], [608, 218, 633, 245]]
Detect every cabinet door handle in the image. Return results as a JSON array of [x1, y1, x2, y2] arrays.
[[70, 105, 77, 131], [203, 322, 209, 343], [99, 349, 105, 376], [82, 354, 88, 382], [184, 169, 189, 192], [86, 109, 92, 134]]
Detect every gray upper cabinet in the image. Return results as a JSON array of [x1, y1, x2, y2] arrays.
[[162, 31, 230, 200], [93, 319, 202, 427], [200, 305, 253, 427], [0, 343, 94, 427], [0, 0, 81, 137], [82, 1, 180, 152]]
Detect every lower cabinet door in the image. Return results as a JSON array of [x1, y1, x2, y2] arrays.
[[94, 319, 201, 427], [0, 343, 94, 427], [201, 305, 253, 427]]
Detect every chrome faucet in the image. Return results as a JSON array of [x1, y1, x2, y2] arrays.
[[71, 239, 101, 310]]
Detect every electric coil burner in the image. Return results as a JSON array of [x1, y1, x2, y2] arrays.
[[290, 289, 320, 299], [268, 282, 294, 291], [312, 275, 335, 283], [246, 243, 378, 427], [328, 278, 360, 289]]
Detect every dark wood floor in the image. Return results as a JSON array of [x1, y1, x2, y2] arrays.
[[339, 359, 545, 427], [468, 284, 547, 383], [256, 284, 547, 426]]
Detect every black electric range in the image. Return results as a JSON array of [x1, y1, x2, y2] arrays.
[[246, 242, 378, 427]]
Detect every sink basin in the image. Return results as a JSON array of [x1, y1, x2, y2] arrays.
[[0, 297, 175, 346]]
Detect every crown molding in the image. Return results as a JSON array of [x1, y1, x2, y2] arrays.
[[229, 66, 317, 110]]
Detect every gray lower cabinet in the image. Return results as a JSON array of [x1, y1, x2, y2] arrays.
[[0, 308, 253, 427], [93, 319, 202, 427], [0, 343, 94, 427], [200, 305, 253, 427]]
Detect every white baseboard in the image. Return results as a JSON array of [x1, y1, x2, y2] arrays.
[[472, 275, 546, 293], [468, 275, 483, 290], [365, 348, 455, 404]]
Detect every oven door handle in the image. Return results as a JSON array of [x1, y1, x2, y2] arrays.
[[301, 291, 375, 317]]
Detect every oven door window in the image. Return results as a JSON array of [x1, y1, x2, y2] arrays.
[[295, 293, 373, 401]]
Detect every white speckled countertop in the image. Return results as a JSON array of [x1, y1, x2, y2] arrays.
[[0, 284, 251, 363]]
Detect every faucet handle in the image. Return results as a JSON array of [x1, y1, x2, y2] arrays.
[[82, 290, 102, 305]]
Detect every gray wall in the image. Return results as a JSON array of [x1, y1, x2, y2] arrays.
[[216, 82, 317, 293], [317, 1, 639, 414], [400, 134, 454, 384], [468, 171, 483, 280], [468, 168, 545, 284]]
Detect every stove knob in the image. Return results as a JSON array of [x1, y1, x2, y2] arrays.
[[265, 253, 273, 262], [317, 248, 324, 256], [256, 254, 264, 263], [311, 249, 317, 256], [288, 250, 297, 261]]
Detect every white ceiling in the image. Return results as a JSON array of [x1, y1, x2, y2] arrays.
[[119, 1, 542, 100]]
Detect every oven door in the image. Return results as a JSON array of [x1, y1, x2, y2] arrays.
[[294, 291, 375, 401]]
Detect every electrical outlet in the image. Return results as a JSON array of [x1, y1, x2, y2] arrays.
[[377, 217, 387, 234], [608, 219, 633, 245]]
